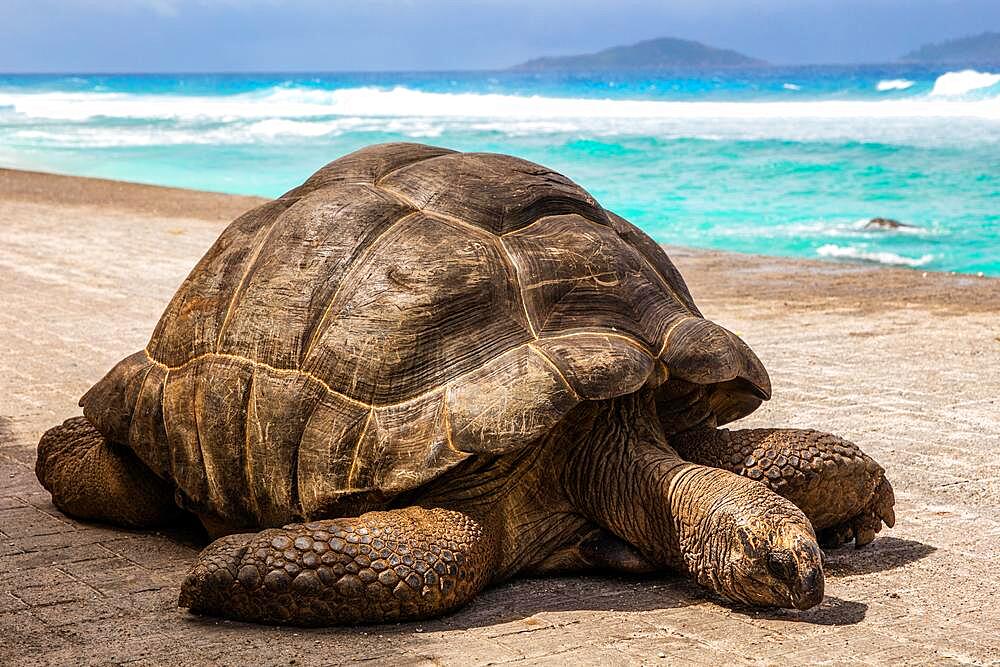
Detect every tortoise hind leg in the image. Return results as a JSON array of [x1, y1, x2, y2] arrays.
[[35, 416, 180, 527], [671, 427, 895, 548], [179, 506, 499, 625]]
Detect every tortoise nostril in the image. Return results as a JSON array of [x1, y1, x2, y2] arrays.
[[766, 549, 798, 582]]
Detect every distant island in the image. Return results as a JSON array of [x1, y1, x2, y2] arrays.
[[511, 37, 765, 70], [901, 32, 1000, 64]]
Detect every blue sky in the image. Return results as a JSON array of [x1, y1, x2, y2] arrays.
[[1, 0, 999, 72]]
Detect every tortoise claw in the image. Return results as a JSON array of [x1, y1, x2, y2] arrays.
[[874, 478, 896, 528], [818, 477, 895, 549]]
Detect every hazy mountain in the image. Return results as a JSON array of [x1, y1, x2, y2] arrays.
[[511, 37, 765, 70], [901, 32, 1000, 63]]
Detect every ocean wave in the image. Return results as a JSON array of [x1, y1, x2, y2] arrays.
[[7, 118, 1000, 149], [930, 69, 1000, 96], [7, 116, 452, 146], [876, 79, 914, 91], [782, 83, 801, 91], [5, 84, 1000, 149], [816, 243, 934, 267], [3, 84, 1000, 125]]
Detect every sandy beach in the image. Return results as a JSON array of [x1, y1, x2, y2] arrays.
[[1, 169, 998, 665]]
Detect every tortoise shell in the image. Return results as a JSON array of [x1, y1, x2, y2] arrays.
[[80, 143, 769, 527]]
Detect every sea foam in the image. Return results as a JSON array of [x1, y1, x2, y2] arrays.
[[4, 83, 1000, 151], [3, 84, 1000, 124], [816, 244, 934, 267], [930, 70, 1000, 96]]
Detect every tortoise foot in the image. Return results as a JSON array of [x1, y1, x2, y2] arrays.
[[180, 507, 498, 626], [819, 478, 896, 549], [672, 427, 897, 549], [35, 416, 180, 528]]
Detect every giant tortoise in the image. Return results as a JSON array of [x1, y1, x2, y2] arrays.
[[35, 142, 895, 626]]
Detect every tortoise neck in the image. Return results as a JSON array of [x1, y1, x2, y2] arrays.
[[557, 392, 700, 568]]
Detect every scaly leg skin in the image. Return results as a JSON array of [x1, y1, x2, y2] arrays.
[[35, 416, 180, 528], [179, 507, 499, 626], [671, 428, 895, 548]]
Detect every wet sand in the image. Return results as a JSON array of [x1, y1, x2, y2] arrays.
[[1, 170, 998, 665]]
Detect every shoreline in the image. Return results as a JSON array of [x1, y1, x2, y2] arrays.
[[2, 167, 999, 663], [3, 166, 998, 309], [0, 167, 266, 222]]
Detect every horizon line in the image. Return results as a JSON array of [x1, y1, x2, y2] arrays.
[[2, 62, 994, 76]]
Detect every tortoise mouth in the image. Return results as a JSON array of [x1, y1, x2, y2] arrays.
[[763, 538, 825, 610], [729, 554, 825, 610]]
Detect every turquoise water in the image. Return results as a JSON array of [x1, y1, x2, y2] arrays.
[[1, 67, 999, 275]]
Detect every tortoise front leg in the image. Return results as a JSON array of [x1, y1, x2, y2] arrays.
[[179, 506, 499, 625], [670, 428, 895, 547]]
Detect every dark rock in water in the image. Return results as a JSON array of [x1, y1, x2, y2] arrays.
[[865, 217, 915, 230]]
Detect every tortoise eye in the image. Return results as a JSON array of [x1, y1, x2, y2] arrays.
[[765, 550, 798, 581]]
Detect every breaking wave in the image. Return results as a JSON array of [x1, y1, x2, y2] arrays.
[[930, 69, 1000, 96], [816, 244, 934, 267], [876, 79, 914, 91], [0, 69, 993, 277], [2, 83, 1000, 126]]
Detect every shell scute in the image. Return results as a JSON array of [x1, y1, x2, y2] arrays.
[[502, 214, 692, 347], [80, 350, 152, 445], [379, 152, 608, 235], [444, 345, 579, 454], [534, 333, 658, 401], [301, 211, 533, 405], [662, 317, 770, 399], [604, 211, 701, 315], [243, 366, 327, 526], [128, 361, 169, 477], [164, 356, 254, 523], [216, 185, 414, 369], [297, 393, 372, 518], [148, 199, 293, 367], [350, 391, 464, 501]]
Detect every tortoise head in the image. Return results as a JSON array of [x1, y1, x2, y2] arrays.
[[703, 499, 824, 610]]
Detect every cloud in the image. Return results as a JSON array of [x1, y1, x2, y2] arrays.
[[52, 0, 179, 15], [2, 0, 1000, 72], [145, 0, 179, 16]]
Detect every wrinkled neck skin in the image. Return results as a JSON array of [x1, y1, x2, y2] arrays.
[[555, 391, 757, 586], [557, 392, 694, 568]]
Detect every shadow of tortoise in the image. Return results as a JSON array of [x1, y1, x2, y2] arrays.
[[177, 534, 936, 633], [823, 536, 936, 577]]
